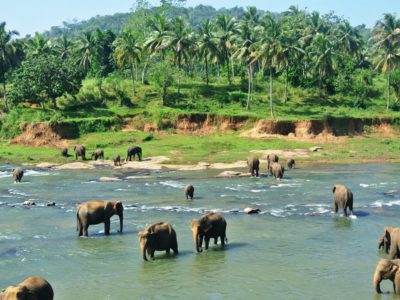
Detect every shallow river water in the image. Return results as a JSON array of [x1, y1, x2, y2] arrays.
[[0, 163, 399, 299]]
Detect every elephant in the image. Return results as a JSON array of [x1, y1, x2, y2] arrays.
[[332, 184, 354, 217], [378, 227, 400, 259], [126, 146, 142, 161], [113, 155, 121, 166], [267, 154, 279, 170], [76, 200, 123, 237], [184, 184, 194, 200], [287, 158, 296, 169], [138, 222, 178, 261], [373, 259, 400, 294], [12, 168, 24, 183], [191, 212, 227, 253], [0, 276, 54, 300], [247, 157, 260, 177], [91, 149, 104, 161], [73, 145, 86, 160], [269, 162, 284, 180], [60, 147, 68, 157]]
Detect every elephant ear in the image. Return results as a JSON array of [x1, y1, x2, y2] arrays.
[[201, 218, 212, 232], [332, 185, 336, 193], [138, 231, 148, 239]]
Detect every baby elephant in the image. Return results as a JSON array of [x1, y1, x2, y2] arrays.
[[287, 158, 296, 169], [267, 154, 279, 169], [247, 157, 260, 177], [0, 276, 54, 300], [60, 147, 68, 157], [138, 222, 178, 261], [332, 184, 354, 217], [77, 200, 123, 237], [113, 155, 121, 166], [91, 149, 104, 161], [12, 168, 24, 183], [269, 162, 284, 180], [379, 226, 400, 259], [373, 259, 400, 294], [184, 184, 195, 200]]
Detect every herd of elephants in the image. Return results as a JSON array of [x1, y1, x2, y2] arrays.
[[0, 145, 399, 299]]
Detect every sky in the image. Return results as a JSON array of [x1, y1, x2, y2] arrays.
[[1, 0, 399, 36]]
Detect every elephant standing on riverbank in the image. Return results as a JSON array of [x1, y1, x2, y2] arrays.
[[0, 276, 54, 300], [191, 212, 227, 252], [114, 155, 121, 166], [74, 145, 86, 160], [332, 184, 354, 217], [184, 184, 194, 200], [138, 222, 178, 261], [373, 259, 400, 294], [379, 227, 400, 259], [247, 157, 260, 177], [91, 149, 104, 160], [269, 162, 284, 180], [126, 146, 142, 161], [61, 147, 68, 157], [267, 154, 279, 170], [76, 200, 123, 237], [12, 168, 24, 183]]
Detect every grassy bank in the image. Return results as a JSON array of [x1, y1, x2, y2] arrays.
[[1, 130, 400, 166]]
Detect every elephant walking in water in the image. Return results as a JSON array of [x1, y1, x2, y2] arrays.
[[126, 146, 142, 161], [191, 212, 227, 252], [138, 222, 178, 261], [267, 154, 279, 170], [287, 158, 296, 169], [12, 168, 24, 183], [184, 184, 194, 200], [0, 276, 54, 300], [247, 157, 260, 177], [373, 259, 400, 294], [378, 227, 400, 259], [269, 162, 284, 180], [76, 200, 123, 237], [332, 184, 354, 217]]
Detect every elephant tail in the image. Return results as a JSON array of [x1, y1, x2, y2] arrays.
[[76, 212, 80, 232]]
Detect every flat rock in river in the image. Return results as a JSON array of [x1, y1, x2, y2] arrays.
[[99, 177, 122, 182], [36, 162, 59, 169], [55, 162, 95, 170], [216, 171, 250, 178]]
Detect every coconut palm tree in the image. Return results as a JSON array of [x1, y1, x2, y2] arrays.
[[197, 20, 219, 85], [26, 32, 52, 57], [0, 22, 19, 110], [215, 15, 238, 84], [165, 16, 193, 94], [54, 35, 75, 60], [77, 31, 97, 73], [113, 29, 142, 95], [144, 14, 171, 55], [336, 20, 363, 57], [369, 13, 400, 110]]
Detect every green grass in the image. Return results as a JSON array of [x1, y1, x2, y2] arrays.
[[1, 130, 400, 165]]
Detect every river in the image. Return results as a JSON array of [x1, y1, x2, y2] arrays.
[[0, 163, 398, 299]]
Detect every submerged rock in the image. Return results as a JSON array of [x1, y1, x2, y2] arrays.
[[99, 177, 122, 182], [215, 171, 249, 178], [46, 202, 56, 206], [23, 200, 36, 206], [244, 207, 261, 214]]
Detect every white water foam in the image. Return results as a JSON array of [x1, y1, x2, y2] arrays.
[[8, 189, 30, 197], [159, 181, 185, 189], [0, 235, 21, 241], [24, 170, 50, 176], [370, 200, 400, 207]]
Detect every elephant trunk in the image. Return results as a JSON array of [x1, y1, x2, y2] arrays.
[[141, 241, 148, 261], [193, 227, 202, 253], [373, 271, 382, 293], [119, 212, 123, 233]]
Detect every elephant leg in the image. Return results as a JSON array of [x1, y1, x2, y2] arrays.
[[172, 244, 178, 254], [349, 203, 354, 215], [343, 207, 348, 217], [205, 237, 210, 250], [221, 235, 226, 246], [151, 249, 155, 259], [214, 237, 218, 245], [334, 202, 338, 214], [256, 169, 259, 177], [82, 222, 89, 237], [166, 249, 170, 254], [104, 219, 111, 235]]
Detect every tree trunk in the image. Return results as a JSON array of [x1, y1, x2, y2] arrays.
[[52, 98, 58, 110], [217, 62, 221, 84], [226, 53, 231, 85], [205, 57, 209, 86], [284, 66, 289, 104], [269, 65, 275, 119], [231, 55, 235, 80], [130, 63, 136, 96], [2, 81, 8, 111], [387, 61, 391, 111], [141, 58, 149, 84], [246, 65, 251, 110], [177, 53, 182, 94]]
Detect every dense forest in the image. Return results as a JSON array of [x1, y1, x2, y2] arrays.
[[1, 0, 400, 138]]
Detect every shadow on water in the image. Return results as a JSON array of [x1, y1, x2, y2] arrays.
[[333, 216, 352, 229], [354, 211, 369, 217]]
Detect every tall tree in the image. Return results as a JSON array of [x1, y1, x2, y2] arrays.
[[0, 22, 20, 110], [113, 29, 142, 95], [77, 31, 96, 73], [370, 13, 400, 110], [26, 32, 52, 57], [197, 20, 219, 85]]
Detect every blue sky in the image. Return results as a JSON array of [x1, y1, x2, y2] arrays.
[[1, 0, 399, 36]]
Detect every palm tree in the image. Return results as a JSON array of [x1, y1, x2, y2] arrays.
[[77, 31, 97, 73], [336, 20, 363, 57], [165, 16, 193, 94], [144, 14, 171, 55], [0, 22, 19, 110], [197, 20, 219, 85], [113, 29, 142, 95], [215, 15, 238, 84], [369, 13, 400, 110], [26, 32, 52, 57], [54, 35, 74, 60], [234, 13, 259, 110]]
